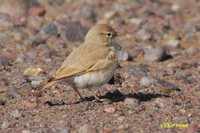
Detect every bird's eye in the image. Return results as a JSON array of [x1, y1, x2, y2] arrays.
[[106, 33, 112, 37]]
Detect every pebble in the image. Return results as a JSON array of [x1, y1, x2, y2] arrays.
[[82, 7, 96, 20], [166, 39, 180, 48], [144, 46, 167, 62], [0, 55, 12, 67], [0, 13, 13, 29], [5, 90, 20, 100], [22, 98, 38, 108], [184, 47, 199, 56], [140, 77, 155, 86], [187, 122, 200, 133], [78, 124, 97, 133], [104, 10, 118, 19], [153, 98, 166, 109], [64, 22, 88, 42], [137, 29, 151, 41], [29, 76, 46, 86], [117, 50, 132, 61], [16, 53, 29, 63], [131, 64, 149, 75], [1, 121, 10, 129], [154, 79, 179, 90], [130, 17, 144, 25], [13, 31, 26, 41], [22, 129, 31, 133], [23, 67, 44, 77], [27, 16, 43, 29], [124, 98, 139, 107], [10, 109, 22, 119], [28, 6, 46, 16], [0, 32, 12, 41], [104, 107, 116, 113], [112, 42, 122, 51], [198, 65, 200, 72], [171, 4, 180, 12], [60, 129, 70, 133], [42, 23, 58, 35], [27, 36, 46, 47], [0, 0, 27, 17]]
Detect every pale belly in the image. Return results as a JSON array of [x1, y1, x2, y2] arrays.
[[74, 63, 118, 88]]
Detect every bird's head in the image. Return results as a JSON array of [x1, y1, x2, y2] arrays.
[[85, 24, 118, 47]]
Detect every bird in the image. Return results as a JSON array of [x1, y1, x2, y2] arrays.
[[33, 24, 120, 101]]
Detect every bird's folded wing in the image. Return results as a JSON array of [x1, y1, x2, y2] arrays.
[[52, 59, 111, 81]]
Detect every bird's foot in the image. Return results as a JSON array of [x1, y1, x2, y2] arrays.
[[92, 95, 111, 103]]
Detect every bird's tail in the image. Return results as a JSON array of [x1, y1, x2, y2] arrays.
[[32, 79, 58, 92]]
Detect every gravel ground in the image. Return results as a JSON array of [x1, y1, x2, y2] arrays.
[[0, 0, 200, 133]]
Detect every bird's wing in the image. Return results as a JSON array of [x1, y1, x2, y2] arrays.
[[51, 45, 111, 81], [86, 49, 117, 72]]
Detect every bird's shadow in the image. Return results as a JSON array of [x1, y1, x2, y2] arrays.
[[84, 90, 170, 103], [44, 90, 170, 106]]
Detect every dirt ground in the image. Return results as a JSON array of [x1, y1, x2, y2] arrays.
[[0, 0, 200, 133]]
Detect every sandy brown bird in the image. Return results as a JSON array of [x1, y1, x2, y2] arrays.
[[33, 24, 119, 101]]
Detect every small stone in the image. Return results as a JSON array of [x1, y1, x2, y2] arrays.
[[27, 36, 46, 47], [198, 65, 200, 72], [60, 129, 70, 133], [64, 22, 88, 42], [104, 10, 118, 19], [0, 55, 12, 67], [153, 98, 166, 109], [5, 90, 20, 100], [16, 53, 29, 63], [118, 50, 132, 61], [42, 23, 58, 35], [23, 67, 44, 77], [13, 31, 26, 41], [137, 29, 151, 41], [82, 7, 96, 20], [104, 107, 116, 113], [140, 77, 155, 86], [78, 124, 97, 133], [184, 32, 196, 40], [0, 0, 27, 18], [166, 39, 180, 47], [117, 116, 126, 122], [179, 109, 186, 114], [124, 98, 139, 107], [22, 129, 31, 133], [10, 109, 22, 119], [171, 4, 180, 12], [1, 121, 10, 129], [0, 13, 13, 29], [27, 16, 43, 29], [131, 64, 149, 75], [112, 42, 122, 51], [29, 76, 46, 86], [154, 79, 179, 90], [144, 46, 167, 62], [184, 47, 199, 56], [130, 18, 143, 25], [29, 6, 46, 16], [23, 98, 38, 108], [187, 122, 200, 133]]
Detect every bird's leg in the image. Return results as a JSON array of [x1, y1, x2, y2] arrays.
[[73, 88, 84, 101]]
